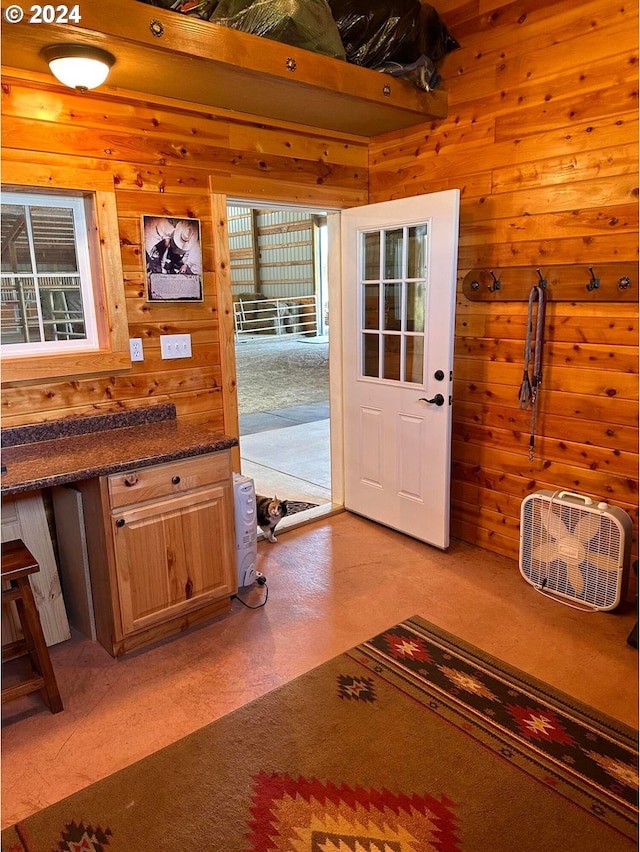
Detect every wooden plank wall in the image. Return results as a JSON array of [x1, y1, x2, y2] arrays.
[[370, 0, 639, 564], [1, 0, 637, 573], [0, 71, 368, 431]]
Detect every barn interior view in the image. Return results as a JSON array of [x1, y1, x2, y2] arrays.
[[229, 204, 332, 513]]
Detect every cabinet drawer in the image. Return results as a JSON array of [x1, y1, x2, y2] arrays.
[[108, 452, 230, 509]]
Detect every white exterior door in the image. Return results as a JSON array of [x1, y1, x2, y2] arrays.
[[341, 190, 460, 549]]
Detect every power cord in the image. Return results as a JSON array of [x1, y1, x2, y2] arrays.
[[233, 572, 269, 609]]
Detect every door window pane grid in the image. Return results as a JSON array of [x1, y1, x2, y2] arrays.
[[359, 224, 428, 385]]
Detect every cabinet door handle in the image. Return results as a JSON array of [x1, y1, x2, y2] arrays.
[[116, 518, 125, 528], [124, 473, 138, 487], [171, 476, 181, 485]]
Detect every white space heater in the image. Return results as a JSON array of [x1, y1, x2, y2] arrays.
[[233, 473, 257, 587], [519, 490, 632, 611]]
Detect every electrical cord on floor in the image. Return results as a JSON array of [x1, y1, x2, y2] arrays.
[[233, 573, 269, 609]]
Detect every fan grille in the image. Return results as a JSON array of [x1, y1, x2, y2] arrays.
[[520, 494, 625, 610]]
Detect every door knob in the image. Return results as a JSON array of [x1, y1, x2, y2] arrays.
[[419, 394, 444, 406]]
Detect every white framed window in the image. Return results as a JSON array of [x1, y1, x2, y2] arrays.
[[1, 191, 99, 353]]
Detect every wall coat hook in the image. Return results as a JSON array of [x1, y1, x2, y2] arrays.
[[462, 263, 635, 303], [586, 267, 600, 291]]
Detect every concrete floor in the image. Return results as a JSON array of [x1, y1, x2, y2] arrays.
[[240, 400, 331, 505], [2, 511, 638, 829]]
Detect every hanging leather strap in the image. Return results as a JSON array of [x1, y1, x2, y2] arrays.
[[518, 284, 547, 460]]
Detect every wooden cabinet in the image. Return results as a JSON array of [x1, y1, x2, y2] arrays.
[[79, 452, 237, 657]]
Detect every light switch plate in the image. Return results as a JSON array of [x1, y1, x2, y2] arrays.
[[160, 334, 192, 359]]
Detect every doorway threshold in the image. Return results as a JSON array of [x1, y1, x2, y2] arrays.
[[241, 454, 330, 504], [257, 502, 344, 541]]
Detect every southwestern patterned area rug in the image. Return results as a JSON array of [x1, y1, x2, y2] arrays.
[[2, 616, 638, 851]]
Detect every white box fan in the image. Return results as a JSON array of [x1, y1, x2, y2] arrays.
[[519, 490, 632, 611]]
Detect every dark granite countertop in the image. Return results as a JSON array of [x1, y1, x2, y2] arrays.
[[1, 404, 238, 497]]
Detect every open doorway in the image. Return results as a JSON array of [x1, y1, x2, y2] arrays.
[[227, 203, 332, 523]]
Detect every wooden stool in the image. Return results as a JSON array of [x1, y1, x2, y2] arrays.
[[2, 539, 63, 713]]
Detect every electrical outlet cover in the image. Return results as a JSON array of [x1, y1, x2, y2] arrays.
[[129, 338, 144, 362]]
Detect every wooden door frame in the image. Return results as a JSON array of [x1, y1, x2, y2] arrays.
[[209, 189, 345, 506], [210, 193, 241, 472], [327, 211, 344, 507]]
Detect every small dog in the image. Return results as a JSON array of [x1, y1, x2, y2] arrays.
[[256, 495, 288, 542]]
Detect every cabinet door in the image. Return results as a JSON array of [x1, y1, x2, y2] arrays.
[[111, 485, 235, 637]]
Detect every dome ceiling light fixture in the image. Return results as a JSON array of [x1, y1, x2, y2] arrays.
[[40, 44, 116, 93]]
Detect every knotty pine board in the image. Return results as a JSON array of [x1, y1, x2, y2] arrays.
[[370, 0, 639, 566]]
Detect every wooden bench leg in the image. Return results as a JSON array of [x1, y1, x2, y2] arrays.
[[9, 577, 63, 714]]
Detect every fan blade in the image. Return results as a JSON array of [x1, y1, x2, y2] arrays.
[[574, 514, 601, 545], [531, 544, 552, 565], [566, 559, 585, 595], [541, 509, 570, 542], [586, 551, 621, 573]]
